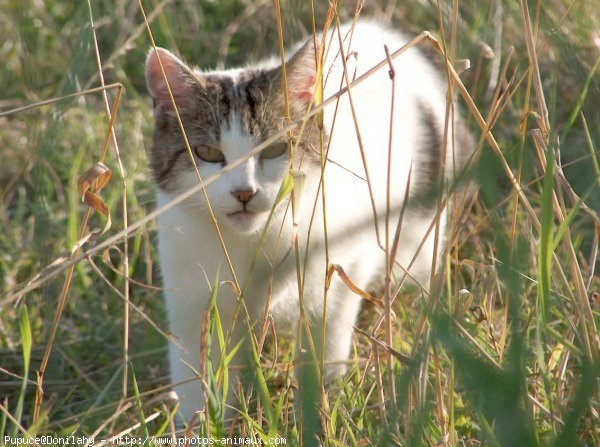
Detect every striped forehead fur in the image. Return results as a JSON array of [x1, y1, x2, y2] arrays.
[[149, 63, 320, 191]]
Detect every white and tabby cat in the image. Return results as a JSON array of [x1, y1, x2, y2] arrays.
[[146, 20, 470, 420]]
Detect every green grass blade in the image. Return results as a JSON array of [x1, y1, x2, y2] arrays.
[[10, 305, 32, 437], [552, 183, 595, 252], [538, 146, 555, 324], [275, 170, 295, 206], [130, 364, 150, 443], [249, 331, 274, 423], [563, 55, 600, 139], [579, 113, 600, 188], [205, 270, 227, 439]]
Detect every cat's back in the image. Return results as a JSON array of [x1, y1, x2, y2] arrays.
[[321, 21, 445, 103], [317, 21, 452, 212]]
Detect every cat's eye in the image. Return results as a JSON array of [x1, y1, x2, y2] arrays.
[[260, 142, 288, 160], [194, 146, 225, 163]]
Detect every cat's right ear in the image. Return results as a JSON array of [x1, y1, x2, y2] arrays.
[[283, 40, 318, 106], [146, 48, 197, 109]]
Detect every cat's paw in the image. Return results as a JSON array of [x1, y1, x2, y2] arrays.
[[322, 362, 348, 385]]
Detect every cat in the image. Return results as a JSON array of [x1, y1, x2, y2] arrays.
[[145, 19, 471, 422]]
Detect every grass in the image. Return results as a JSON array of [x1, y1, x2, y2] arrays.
[[1, 0, 599, 445]]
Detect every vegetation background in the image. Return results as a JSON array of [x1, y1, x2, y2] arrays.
[[0, 0, 598, 445]]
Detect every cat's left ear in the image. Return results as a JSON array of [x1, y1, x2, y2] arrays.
[[279, 40, 317, 106], [146, 47, 198, 109]]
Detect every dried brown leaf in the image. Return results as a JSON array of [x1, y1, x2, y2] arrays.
[[78, 162, 112, 234]]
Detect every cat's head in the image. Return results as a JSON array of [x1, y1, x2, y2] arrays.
[[145, 44, 320, 234]]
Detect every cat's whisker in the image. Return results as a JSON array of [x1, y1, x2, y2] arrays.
[[305, 144, 367, 182], [175, 201, 209, 213]]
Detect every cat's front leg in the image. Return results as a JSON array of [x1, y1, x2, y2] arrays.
[[299, 286, 363, 385], [167, 287, 248, 424], [158, 220, 242, 422], [167, 324, 203, 423], [322, 293, 363, 382]]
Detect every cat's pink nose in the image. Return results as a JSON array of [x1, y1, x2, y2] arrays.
[[232, 190, 256, 204]]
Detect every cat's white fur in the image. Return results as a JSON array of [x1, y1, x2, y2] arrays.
[[149, 21, 457, 421]]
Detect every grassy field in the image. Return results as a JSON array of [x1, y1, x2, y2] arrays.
[[1, 0, 599, 446]]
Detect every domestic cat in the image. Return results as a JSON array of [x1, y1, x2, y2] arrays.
[[146, 19, 471, 421]]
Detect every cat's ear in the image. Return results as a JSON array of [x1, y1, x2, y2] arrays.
[[281, 40, 317, 106], [146, 48, 197, 109]]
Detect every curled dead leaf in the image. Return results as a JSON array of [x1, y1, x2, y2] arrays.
[[77, 162, 112, 235], [326, 263, 386, 310], [455, 59, 471, 75]]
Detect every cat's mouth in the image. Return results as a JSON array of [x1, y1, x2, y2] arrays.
[[227, 210, 257, 217], [226, 209, 266, 224]]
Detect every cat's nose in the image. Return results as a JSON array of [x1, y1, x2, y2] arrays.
[[232, 189, 256, 204]]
